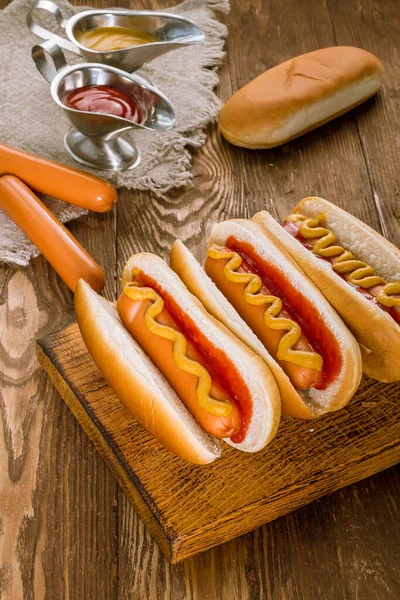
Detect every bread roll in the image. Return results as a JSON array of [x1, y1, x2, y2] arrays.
[[75, 279, 221, 464], [219, 46, 384, 149]]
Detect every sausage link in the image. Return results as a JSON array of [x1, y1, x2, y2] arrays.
[[204, 254, 323, 390], [0, 175, 105, 292], [0, 143, 117, 213], [117, 291, 242, 438], [284, 218, 400, 317]]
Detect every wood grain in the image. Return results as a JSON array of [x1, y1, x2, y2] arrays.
[[37, 321, 400, 564], [0, 0, 399, 597]]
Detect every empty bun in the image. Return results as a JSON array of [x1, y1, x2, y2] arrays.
[[74, 279, 221, 464], [220, 46, 384, 149]]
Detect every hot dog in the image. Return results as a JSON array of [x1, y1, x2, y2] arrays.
[[171, 240, 313, 418], [0, 143, 117, 213], [170, 221, 362, 418], [75, 254, 281, 463], [204, 247, 323, 391], [253, 198, 400, 382], [75, 279, 221, 464], [0, 175, 105, 292], [117, 291, 242, 439]]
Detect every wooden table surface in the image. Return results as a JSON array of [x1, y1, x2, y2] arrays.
[[1, 0, 399, 598]]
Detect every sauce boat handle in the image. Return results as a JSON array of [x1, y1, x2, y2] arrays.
[[27, 0, 79, 55], [32, 40, 67, 83]]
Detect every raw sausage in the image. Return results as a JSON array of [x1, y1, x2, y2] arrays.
[[0, 175, 105, 292]]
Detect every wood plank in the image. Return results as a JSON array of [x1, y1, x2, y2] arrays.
[[113, 0, 400, 595], [37, 321, 400, 563], [1, 0, 399, 597], [0, 233, 118, 600], [0, 0, 119, 597], [326, 0, 400, 243], [220, 0, 384, 230], [113, 0, 400, 594], [0, 38, 118, 600]]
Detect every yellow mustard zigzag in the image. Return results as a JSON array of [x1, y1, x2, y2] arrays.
[[206, 246, 323, 370], [123, 281, 232, 417], [286, 213, 400, 308]]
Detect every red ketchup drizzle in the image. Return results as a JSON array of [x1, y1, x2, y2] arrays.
[[139, 272, 252, 444], [282, 220, 400, 325], [226, 237, 343, 390], [64, 85, 142, 122]]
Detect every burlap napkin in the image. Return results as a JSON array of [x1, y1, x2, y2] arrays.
[[0, 0, 229, 265]]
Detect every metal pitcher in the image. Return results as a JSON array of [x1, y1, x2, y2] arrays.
[[27, 0, 205, 72], [32, 40, 176, 171]]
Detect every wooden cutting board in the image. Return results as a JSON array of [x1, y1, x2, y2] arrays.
[[37, 322, 400, 563]]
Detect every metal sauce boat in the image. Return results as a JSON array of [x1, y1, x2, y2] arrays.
[[27, 0, 205, 72], [32, 41, 176, 171]]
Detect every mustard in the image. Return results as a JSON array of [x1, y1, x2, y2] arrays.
[[77, 27, 157, 52], [123, 280, 233, 417], [286, 213, 400, 308], [206, 246, 323, 370]]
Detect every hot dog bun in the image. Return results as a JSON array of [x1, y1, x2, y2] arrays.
[[170, 239, 314, 419], [75, 279, 221, 464], [219, 46, 384, 149], [253, 199, 400, 382], [121, 253, 281, 453], [202, 220, 362, 415]]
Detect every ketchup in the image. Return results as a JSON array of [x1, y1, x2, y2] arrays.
[[138, 272, 252, 444], [226, 237, 343, 390], [64, 85, 142, 122], [282, 221, 400, 325]]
